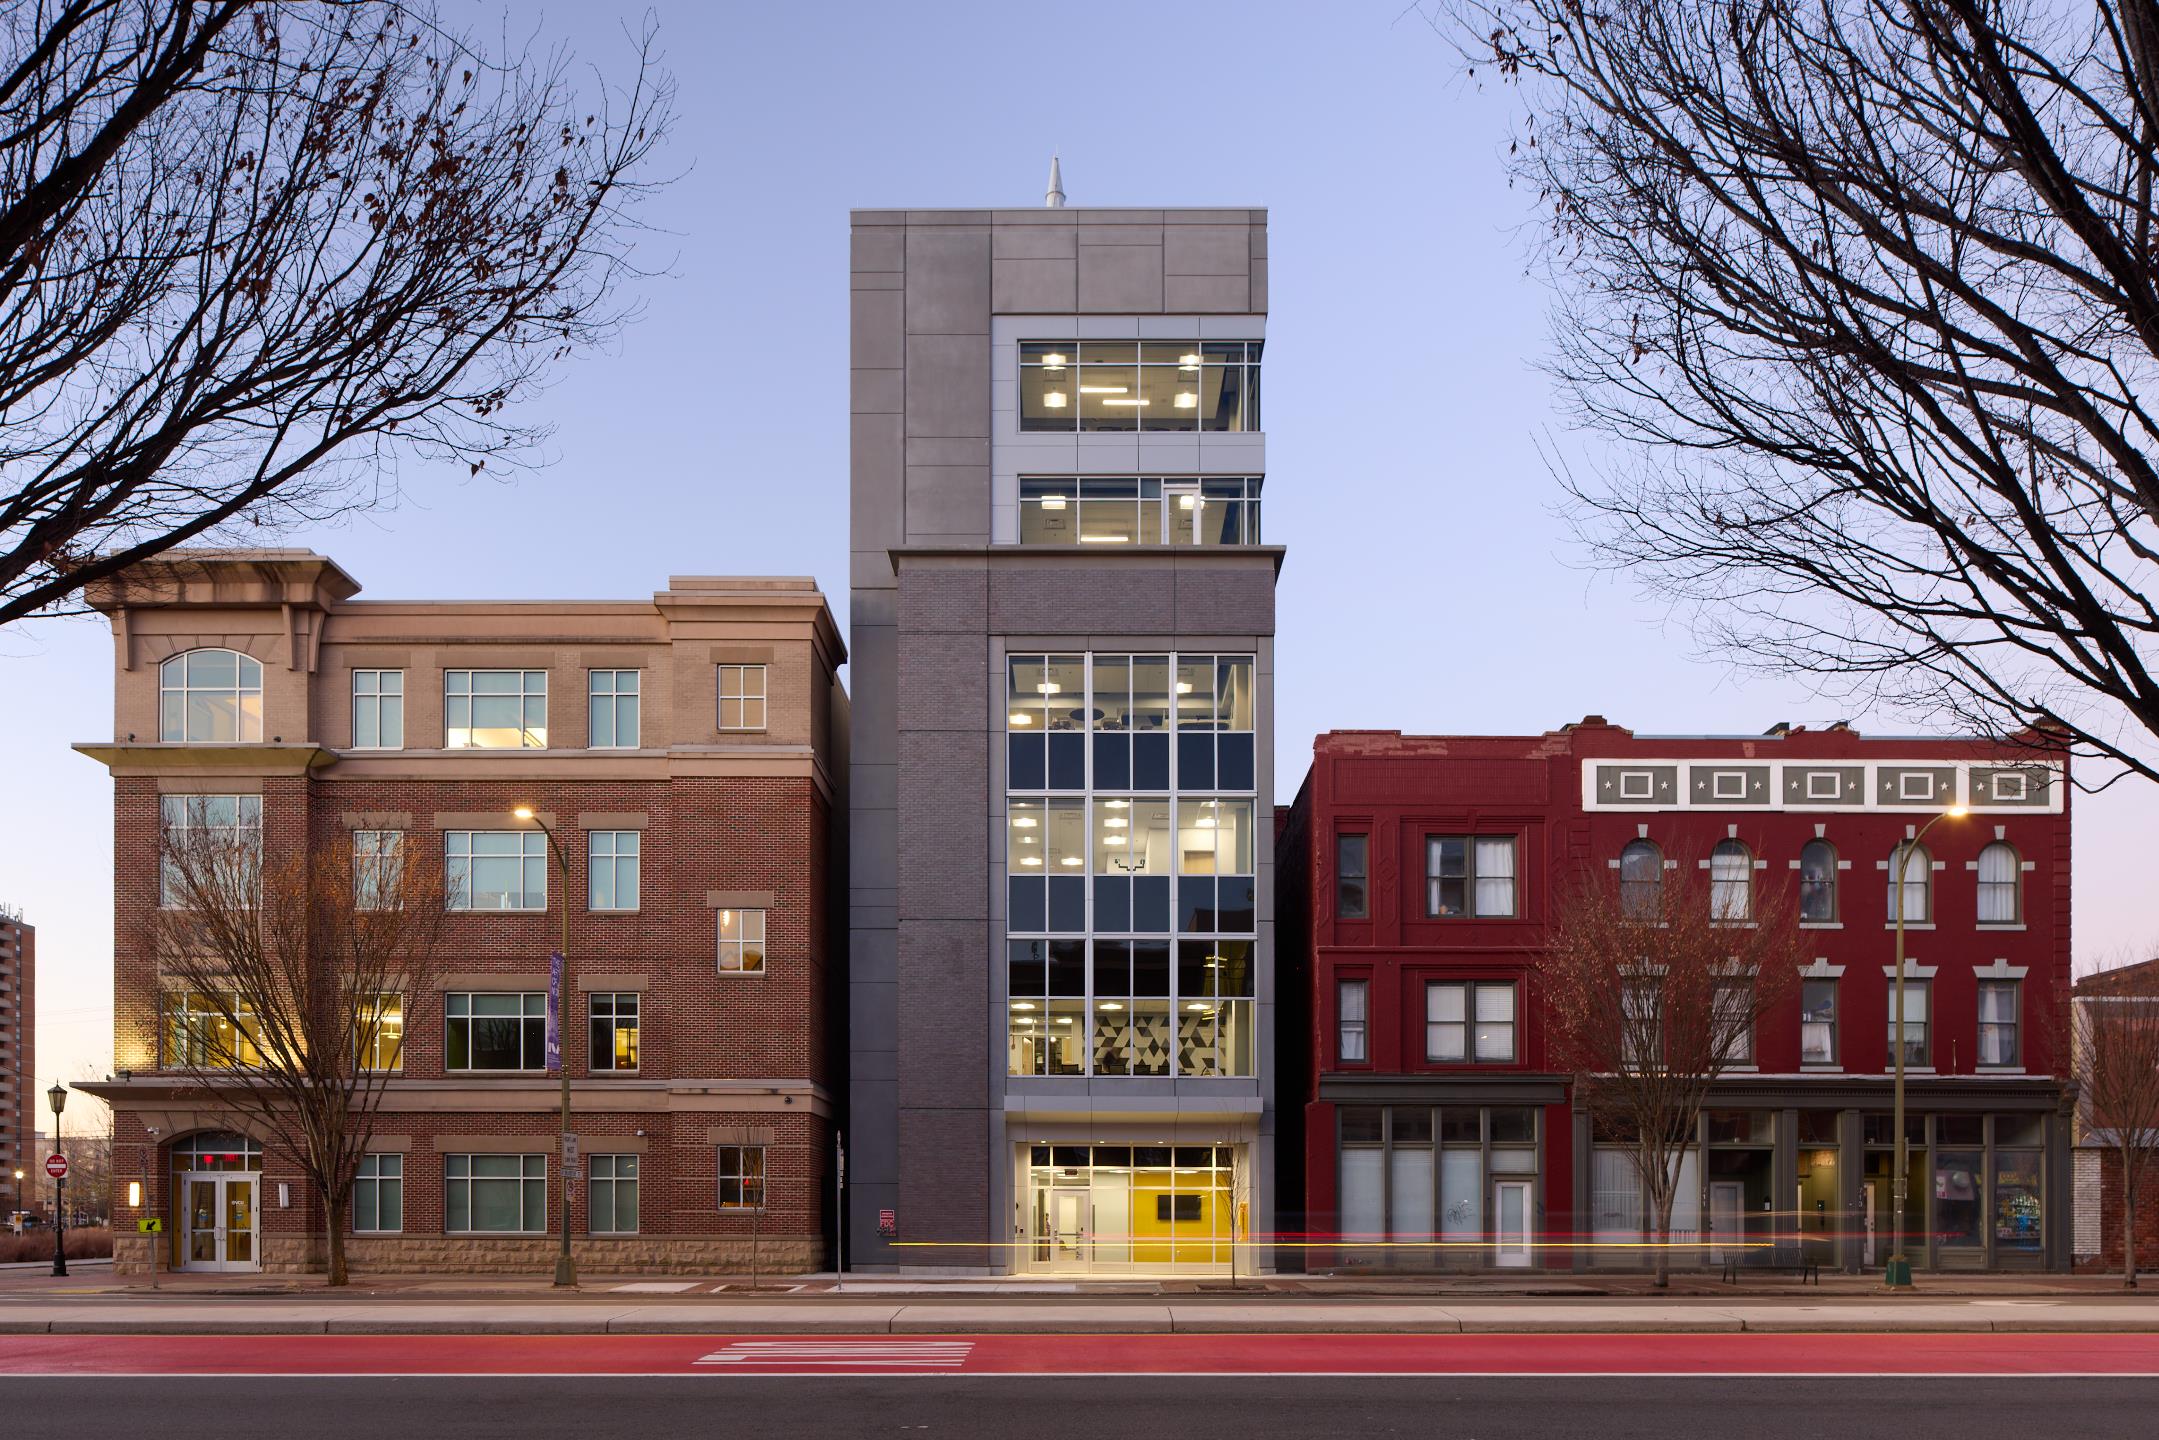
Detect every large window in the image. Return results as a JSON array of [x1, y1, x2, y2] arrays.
[[717, 664, 767, 731], [1799, 839, 1838, 922], [1425, 836, 1517, 918], [587, 669, 641, 748], [160, 649, 263, 743], [1173, 655, 1256, 792], [351, 669, 403, 749], [353, 829, 404, 911], [1888, 842, 1932, 924], [717, 907, 766, 973], [1619, 839, 1663, 918], [1889, 980, 1931, 1066], [445, 669, 547, 748], [1018, 340, 1261, 433], [356, 992, 403, 1071], [354, 1155, 402, 1232], [1713, 978, 1754, 1063], [589, 1154, 639, 1234], [588, 830, 640, 911], [1622, 979, 1662, 1068], [445, 1153, 546, 1233], [1339, 979, 1369, 1063], [160, 794, 261, 907], [1008, 937, 1255, 1078], [1336, 835, 1369, 919], [1979, 980, 2020, 1067], [162, 990, 263, 1069], [1801, 978, 1838, 1065], [717, 1145, 765, 1210], [1425, 981, 1516, 1063], [1018, 477, 1263, 545], [446, 992, 547, 1071], [1977, 842, 2022, 924], [1709, 840, 1753, 921], [445, 830, 546, 911], [589, 992, 639, 1072]]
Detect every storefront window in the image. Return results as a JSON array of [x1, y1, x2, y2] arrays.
[[1934, 1148, 1984, 1257], [1993, 1149, 2044, 1259], [1024, 1144, 1238, 1273]]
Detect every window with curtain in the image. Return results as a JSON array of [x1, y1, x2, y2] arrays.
[[1425, 982, 1516, 1063], [1977, 842, 2021, 924], [1709, 840, 1752, 921], [1712, 979, 1753, 1063], [1800, 978, 1837, 1064], [1979, 980, 2019, 1066], [1888, 842, 1932, 924], [1799, 840, 1838, 922], [1619, 839, 1663, 918], [1888, 980, 1930, 1066], [1338, 979, 1368, 1063], [1622, 979, 1662, 1068], [1425, 835, 1517, 918]]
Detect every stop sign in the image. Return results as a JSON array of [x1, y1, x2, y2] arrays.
[[44, 1154, 66, 1180]]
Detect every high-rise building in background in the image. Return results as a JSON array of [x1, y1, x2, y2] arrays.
[[0, 908, 32, 1221], [847, 195, 1279, 1273]]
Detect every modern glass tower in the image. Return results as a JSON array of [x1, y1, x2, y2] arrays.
[[847, 199, 1279, 1273]]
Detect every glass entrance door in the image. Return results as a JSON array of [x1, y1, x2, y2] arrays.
[[1048, 1188, 1090, 1267], [1492, 1181, 1532, 1268], [178, 1171, 258, 1272]]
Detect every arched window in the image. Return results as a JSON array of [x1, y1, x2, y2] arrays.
[[1619, 839, 1663, 918], [1798, 839, 1838, 922], [1888, 841, 1931, 924], [160, 649, 263, 743], [1709, 840, 1752, 921], [1977, 842, 2022, 924]]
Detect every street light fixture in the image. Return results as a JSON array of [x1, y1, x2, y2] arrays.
[[1886, 804, 1966, 1289], [46, 1081, 67, 1278], [513, 804, 578, 1289]]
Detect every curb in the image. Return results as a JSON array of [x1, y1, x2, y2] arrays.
[[6, 1317, 2159, 1336]]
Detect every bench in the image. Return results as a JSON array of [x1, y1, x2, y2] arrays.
[[1721, 1256, 1820, 1284]]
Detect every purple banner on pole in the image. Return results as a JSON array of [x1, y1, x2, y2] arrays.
[[546, 951, 563, 1073]]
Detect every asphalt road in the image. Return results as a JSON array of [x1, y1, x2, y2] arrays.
[[3, 1376, 2156, 1439]]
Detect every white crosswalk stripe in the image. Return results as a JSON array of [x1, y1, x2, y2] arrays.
[[694, 1341, 975, 1368]]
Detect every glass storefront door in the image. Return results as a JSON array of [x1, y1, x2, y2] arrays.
[[178, 1171, 258, 1272], [1023, 1144, 1237, 1275], [1492, 1181, 1532, 1268]]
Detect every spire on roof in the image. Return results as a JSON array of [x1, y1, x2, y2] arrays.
[[1045, 155, 1065, 208]]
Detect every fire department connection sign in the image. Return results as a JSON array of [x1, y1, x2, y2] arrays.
[[44, 1154, 66, 1180]]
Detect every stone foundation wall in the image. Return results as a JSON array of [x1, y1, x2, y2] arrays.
[[114, 1229, 821, 1277]]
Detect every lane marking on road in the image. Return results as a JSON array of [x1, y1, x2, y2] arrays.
[[694, 1341, 976, 1368]]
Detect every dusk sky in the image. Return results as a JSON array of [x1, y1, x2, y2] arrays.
[[6, 0, 2151, 1115]]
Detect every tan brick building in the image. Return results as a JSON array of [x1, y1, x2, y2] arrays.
[[76, 550, 846, 1276]]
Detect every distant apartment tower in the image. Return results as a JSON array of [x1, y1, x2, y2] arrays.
[[77, 550, 846, 1274], [848, 199, 1279, 1272], [0, 908, 31, 1218]]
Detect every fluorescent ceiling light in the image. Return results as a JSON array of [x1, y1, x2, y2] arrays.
[[1011, 1001, 1036, 1011], [1040, 495, 1067, 509], [1177, 495, 1197, 510], [1078, 385, 1128, 394], [1174, 393, 1197, 408], [1101, 398, 1149, 406], [1060, 856, 1082, 867], [1099, 1001, 1124, 1012], [1043, 392, 1067, 408], [1019, 856, 1043, 867], [1013, 816, 1037, 828], [1105, 800, 1129, 810], [1041, 353, 1068, 366], [1037, 682, 1060, 694], [1009, 712, 1032, 726], [1180, 353, 1202, 367], [1195, 817, 1216, 829], [1104, 818, 1128, 829], [1175, 681, 1194, 693], [1103, 835, 1127, 846], [1079, 534, 1129, 543]]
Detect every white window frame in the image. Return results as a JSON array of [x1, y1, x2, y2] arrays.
[[1619, 770, 1656, 800], [350, 669, 404, 750], [1806, 771, 1841, 800], [1800, 978, 1838, 1066], [587, 669, 642, 749], [1711, 770, 1748, 800], [444, 1153, 547, 1234], [717, 1144, 766, 1210], [444, 668, 549, 750], [587, 829, 641, 912], [717, 664, 768, 732], [159, 794, 262, 908], [589, 1154, 640, 1235], [1991, 771, 2029, 801], [1976, 842, 2022, 925], [353, 1154, 403, 1233], [1338, 978, 1369, 1064], [1897, 771, 1935, 801], [1424, 834, 1519, 919], [159, 649, 264, 744], [355, 991, 404, 1073], [1888, 842, 1932, 924], [1889, 980, 1932, 1068], [1979, 980, 2020, 1068], [445, 830, 547, 911], [718, 906, 767, 974]]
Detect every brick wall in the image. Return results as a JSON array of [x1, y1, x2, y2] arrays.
[[2076, 1145, 2159, 1274]]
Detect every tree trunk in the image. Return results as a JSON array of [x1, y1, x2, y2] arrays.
[[2125, 1150, 2139, 1290], [1650, 1176, 1676, 1290], [325, 1190, 349, 1288]]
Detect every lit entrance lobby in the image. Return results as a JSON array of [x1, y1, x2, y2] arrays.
[[1020, 1143, 1244, 1275]]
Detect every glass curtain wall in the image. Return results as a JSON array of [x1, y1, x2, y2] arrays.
[[1023, 1144, 1238, 1274], [1018, 477, 1263, 546], [1019, 342, 1262, 432]]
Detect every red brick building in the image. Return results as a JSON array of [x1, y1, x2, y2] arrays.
[[75, 550, 846, 1275], [1280, 719, 2072, 1274], [2071, 958, 2159, 1275]]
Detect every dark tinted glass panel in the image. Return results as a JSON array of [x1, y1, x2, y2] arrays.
[[1052, 1145, 1089, 1168], [1135, 1146, 1173, 1168], [1178, 733, 1215, 789], [1047, 876, 1085, 933], [1030, 1145, 1051, 1166], [1132, 941, 1171, 996], [1095, 876, 1131, 933], [1133, 734, 1171, 790], [1008, 734, 1046, 791], [1047, 940, 1086, 997], [1996, 1114, 2044, 1147], [1798, 1110, 1841, 1145], [1093, 735, 1130, 791], [1009, 876, 1046, 933], [1047, 734, 1086, 790], [1393, 1109, 1434, 1145], [1177, 941, 1215, 998], [1008, 940, 1047, 996], [1217, 734, 1255, 792], [1341, 1108, 1385, 1145], [1440, 1111, 1482, 1144], [1133, 876, 1171, 932], [1938, 1114, 1984, 1145], [1093, 941, 1131, 996], [1213, 940, 1255, 996], [1093, 1145, 1133, 1167], [1174, 1146, 1213, 1168], [1217, 876, 1255, 933], [1490, 1108, 1537, 1143], [472, 1018, 524, 1069], [1178, 877, 1215, 932]]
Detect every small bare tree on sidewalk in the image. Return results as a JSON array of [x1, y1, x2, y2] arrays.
[[151, 810, 445, 1284], [1546, 846, 1805, 1287], [2069, 959, 2159, 1288]]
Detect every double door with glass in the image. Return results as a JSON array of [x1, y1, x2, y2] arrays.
[[179, 1171, 257, 1271]]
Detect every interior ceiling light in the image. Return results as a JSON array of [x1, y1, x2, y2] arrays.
[[1043, 392, 1068, 407], [1009, 712, 1033, 726], [1180, 352, 1202, 367], [1037, 682, 1060, 694], [1079, 534, 1130, 543], [1039, 495, 1067, 509], [1105, 800, 1129, 809], [1078, 385, 1128, 394], [1196, 817, 1216, 829], [1013, 816, 1037, 828], [1012, 1001, 1036, 1011], [1102, 835, 1127, 845], [1020, 855, 1043, 867], [1174, 393, 1198, 408], [1060, 856, 1082, 866], [1099, 1001, 1124, 1011], [1175, 681, 1195, 692], [1104, 818, 1128, 829], [1042, 353, 1068, 367], [1101, 398, 1149, 406], [1177, 495, 1197, 510]]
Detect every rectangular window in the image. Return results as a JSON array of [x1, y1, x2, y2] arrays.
[[1336, 835, 1369, 919], [445, 831, 546, 911], [717, 907, 766, 973], [353, 1154, 403, 1233], [1713, 980, 1753, 1064], [1979, 980, 2020, 1067], [717, 664, 768, 731], [589, 992, 640, 1072], [587, 669, 641, 749], [1019, 340, 1262, 433], [1801, 978, 1838, 1065], [1338, 979, 1368, 1064], [1889, 981, 1931, 1067], [159, 794, 262, 908], [445, 669, 548, 749], [356, 993, 403, 1072], [1425, 982, 1516, 1063], [1623, 979, 1662, 1069], [1424, 836, 1517, 918], [444, 1153, 546, 1233], [353, 829, 404, 911], [162, 990, 264, 1069], [445, 992, 548, 1071], [589, 1154, 639, 1234], [587, 830, 640, 911], [351, 669, 404, 750], [717, 1145, 766, 1210], [1017, 477, 1263, 546]]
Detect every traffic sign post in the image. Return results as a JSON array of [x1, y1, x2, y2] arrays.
[[44, 1155, 66, 1180]]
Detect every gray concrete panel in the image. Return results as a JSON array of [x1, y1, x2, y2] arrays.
[[1164, 224, 1253, 276], [851, 367, 902, 415], [1165, 273, 1251, 312], [904, 228, 991, 336], [902, 334, 992, 440], [904, 465, 991, 540], [905, 437, 991, 468], [992, 226, 1077, 259], [850, 975, 900, 1054], [1077, 242, 1165, 313], [848, 413, 904, 553], [851, 226, 904, 272], [991, 256, 1077, 314], [849, 288, 903, 369], [848, 798, 896, 891]]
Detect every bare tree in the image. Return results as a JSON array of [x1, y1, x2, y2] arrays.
[[2069, 958, 2159, 1286], [151, 808, 445, 1285], [1544, 848, 1806, 1287], [0, 0, 672, 626], [1439, 0, 2159, 782]]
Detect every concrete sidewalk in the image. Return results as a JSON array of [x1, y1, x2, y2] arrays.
[[3, 1295, 2158, 1334]]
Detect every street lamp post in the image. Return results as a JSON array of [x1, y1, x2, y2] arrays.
[[1886, 804, 1965, 1289], [47, 1081, 67, 1278], [515, 805, 577, 1289]]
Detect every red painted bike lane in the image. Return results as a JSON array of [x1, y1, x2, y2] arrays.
[[2, 1332, 2157, 1377]]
